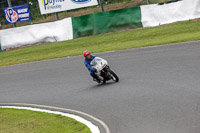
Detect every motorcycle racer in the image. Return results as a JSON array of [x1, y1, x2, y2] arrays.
[[83, 51, 102, 83]]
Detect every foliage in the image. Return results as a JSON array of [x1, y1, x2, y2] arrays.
[[0, 0, 175, 26]]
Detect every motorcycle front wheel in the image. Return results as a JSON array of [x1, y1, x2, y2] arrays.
[[108, 70, 119, 82]]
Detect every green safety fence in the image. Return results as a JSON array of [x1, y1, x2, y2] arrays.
[[72, 6, 143, 38], [0, 42, 2, 52]]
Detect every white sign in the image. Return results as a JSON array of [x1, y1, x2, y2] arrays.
[[38, 0, 98, 14]]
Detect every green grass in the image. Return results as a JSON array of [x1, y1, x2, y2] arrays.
[[0, 108, 91, 133], [0, 20, 200, 66]]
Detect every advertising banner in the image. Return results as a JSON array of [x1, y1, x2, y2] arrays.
[[3, 4, 31, 24], [38, 0, 98, 14]]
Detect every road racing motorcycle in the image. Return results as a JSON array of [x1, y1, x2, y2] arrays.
[[90, 57, 119, 84]]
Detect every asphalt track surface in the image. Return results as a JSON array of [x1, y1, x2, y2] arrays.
[[1, 41, 200, 133]]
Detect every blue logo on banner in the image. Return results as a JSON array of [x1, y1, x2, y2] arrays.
[[42, 0, 65, 10], [4, 8, 18, 23], [71, 0, 91, 4], [3, 4, 31, 24]]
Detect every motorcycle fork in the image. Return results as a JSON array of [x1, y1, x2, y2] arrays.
[[101, 66, 111, 78]]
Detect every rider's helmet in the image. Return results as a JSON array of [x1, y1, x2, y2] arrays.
[[83, 51, 91, 57]]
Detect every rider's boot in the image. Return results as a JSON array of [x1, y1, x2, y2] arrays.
[[93, 76, 103, 83]]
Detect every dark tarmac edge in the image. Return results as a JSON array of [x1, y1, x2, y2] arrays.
[[0, 103, 110, 133]]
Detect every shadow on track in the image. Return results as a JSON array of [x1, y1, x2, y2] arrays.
[[85, 81, 120, 91]]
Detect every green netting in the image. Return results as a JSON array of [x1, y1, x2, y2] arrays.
[[0, 42, 2, 52], [72, 6, 143, 38]]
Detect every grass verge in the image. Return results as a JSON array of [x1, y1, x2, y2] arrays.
[[0, 108, 91, 133], [0, 20, 200, 66]]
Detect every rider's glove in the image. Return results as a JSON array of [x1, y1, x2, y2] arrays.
[[93, 68, 97, 72]]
